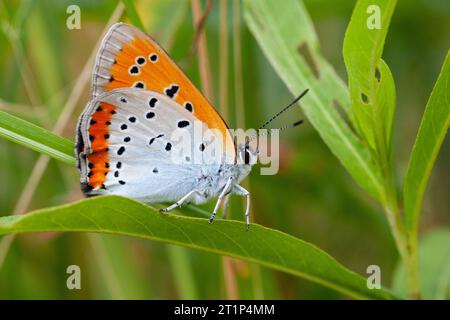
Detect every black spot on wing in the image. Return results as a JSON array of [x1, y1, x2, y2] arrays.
[[165, 85, 179, 98], [129, 65, 139, 75], [149, 134, 164, 145], [177, 120, 190, 128], [134, 82, 145, 89], [184, 102, 193, 112], [149, 98, 158, 107], [117, 146, 126, 155], [136, 56, 146, 65]]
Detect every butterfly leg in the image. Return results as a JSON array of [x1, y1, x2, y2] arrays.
[[160, 189, 200, 213], [222, 194, 230, 219], [233, 184, 250, 230], [209, 177, 233, 224]]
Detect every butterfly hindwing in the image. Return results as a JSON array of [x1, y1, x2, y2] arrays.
[[92, 23, 235, 162], [77, 88, 220, 203]]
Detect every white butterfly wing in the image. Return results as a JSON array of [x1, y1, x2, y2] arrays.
[[76, 88, 221, 203]]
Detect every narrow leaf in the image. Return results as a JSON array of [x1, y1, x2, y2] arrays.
[[244, 0, 383, 200], [374, 59, 396, 158], [0, 110, 75, 165], [0, 195, 397, 300], [403, 51, 450, 237], [343, 0, 397, 152]]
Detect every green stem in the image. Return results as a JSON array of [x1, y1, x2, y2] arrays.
[[370, 92, 421, 300], [382, 192, 407, 264], [380, 162, 420, 299], [405, 232, 420, 299]]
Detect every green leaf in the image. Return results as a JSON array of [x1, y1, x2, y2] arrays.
[[403, 51, 450, 238], [373, 59, 396, 159], [392, 229, 450, 299], [0, 195, 397, 300], [0, 110, 75, 165], [343, 0, 397, 152], [244, 0, 384, 201], [122, 0, 146, 31]]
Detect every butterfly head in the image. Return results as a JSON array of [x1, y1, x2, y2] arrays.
[[232, 142, 257, 183]]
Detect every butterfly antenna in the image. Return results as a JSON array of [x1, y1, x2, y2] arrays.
[[246, 119, 304, 147], [258, 88, 309, 129]]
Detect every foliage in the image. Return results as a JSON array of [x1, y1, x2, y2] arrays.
[[0, 195, 396, 299]]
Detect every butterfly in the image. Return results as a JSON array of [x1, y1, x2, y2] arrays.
[[75, 23, 258, 228]]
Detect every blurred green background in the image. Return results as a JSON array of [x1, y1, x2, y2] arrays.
[[0, 0, 449, 299]]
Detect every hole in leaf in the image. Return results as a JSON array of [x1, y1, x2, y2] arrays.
[[375, 67, 381, 82], [361, 93, 369, 104], [297, 42, 320, 79]]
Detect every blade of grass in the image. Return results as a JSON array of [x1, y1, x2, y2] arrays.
[[191, 0, 213, 101], [0, 0, 44, 124], [155, 1, 189, 51], [233, 0, 245, 129], [0, 195, 398, 300], [167, 245, 199, 299], [0, 110, 75, 165], [404, 50, 450, 239], [27, 2, 66, 122], [121, 0, 146, 31], [87, 234, 126, 299], [218, 0, 229, 120]]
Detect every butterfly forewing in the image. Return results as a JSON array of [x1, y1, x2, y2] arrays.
[[91, 23, 235, 163]]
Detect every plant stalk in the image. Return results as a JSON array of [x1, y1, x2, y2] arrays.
[[381, 168, 420, 299]]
